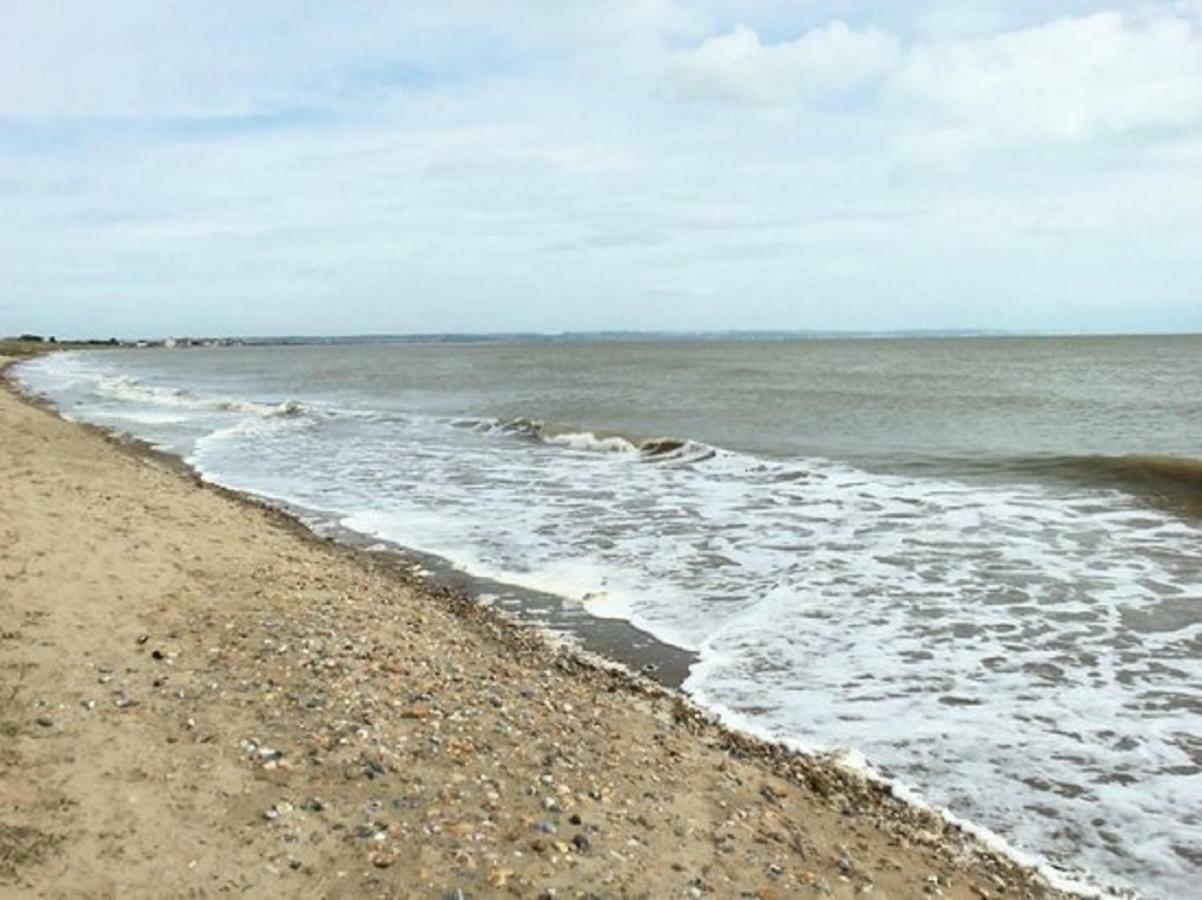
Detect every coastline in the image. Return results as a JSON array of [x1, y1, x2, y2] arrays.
[[1, 354, 1077, 898]]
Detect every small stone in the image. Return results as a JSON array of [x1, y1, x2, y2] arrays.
[[288, 858, 302, 871], [136, 634, 149, 645], [534, 820, 557, 834], [571, 833, 590, 853], [569, 813, 582, 826], [370, 850, 395, 869], [35, 716, 53, 728], [151, 649, 165, 661], [443, 890, 466, 900]]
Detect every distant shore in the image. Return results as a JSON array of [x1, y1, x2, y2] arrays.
[[1, 351, 1073, 898]]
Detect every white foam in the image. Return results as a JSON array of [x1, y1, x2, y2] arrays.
[[27, 358, 306, 420], [543, 430, 640, 454]]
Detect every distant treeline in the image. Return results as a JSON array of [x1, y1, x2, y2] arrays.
[[10, 334, 120, 345]]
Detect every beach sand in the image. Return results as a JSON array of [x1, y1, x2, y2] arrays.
[[0, 357, 1071, 899]]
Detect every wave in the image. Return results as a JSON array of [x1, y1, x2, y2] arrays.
[[891, 451, 1202, 515], [457, 416, 718, 463], [77, 366, 1202, 509], [460, 415, 1202, 508], [995, 453, 1202, 508], [95, 374, 305, 419]]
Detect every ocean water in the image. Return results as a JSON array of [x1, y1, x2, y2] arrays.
[[16, 335, 1202, 898]]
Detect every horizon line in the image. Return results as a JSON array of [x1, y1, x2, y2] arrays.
[[9, 327, 1202, 344]]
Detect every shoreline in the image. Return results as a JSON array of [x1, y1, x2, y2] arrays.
[[2, 353, 1081, 898]]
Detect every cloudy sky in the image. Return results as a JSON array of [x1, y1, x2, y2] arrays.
[[3, 1, 1201, 338]]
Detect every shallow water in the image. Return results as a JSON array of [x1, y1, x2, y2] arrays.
[[18, 335, 1202, 897]]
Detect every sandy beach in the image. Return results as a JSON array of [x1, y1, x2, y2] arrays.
[[0, 355, 1072, 899]]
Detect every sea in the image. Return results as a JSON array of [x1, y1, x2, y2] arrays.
[[15, 334, 1202, 898]]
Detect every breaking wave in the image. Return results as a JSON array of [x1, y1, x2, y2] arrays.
[[94, 374, 305, 419], [911, 453, 1202, 511], [455, 416, 717, 463], [1024, 453, 1202, 501]]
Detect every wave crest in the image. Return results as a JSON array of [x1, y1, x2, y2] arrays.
[[95, 374, 305, 419], [461, 416, 717, 463], [1042, 453, 1202, 505]]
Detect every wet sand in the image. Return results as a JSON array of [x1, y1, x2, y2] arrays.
[[0, 356, 1073, 899]]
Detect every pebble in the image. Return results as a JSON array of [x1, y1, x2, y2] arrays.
[[35, 716, 53, 728]]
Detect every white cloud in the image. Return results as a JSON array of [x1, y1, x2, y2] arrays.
[[658, 8, 1202, 150], [663, 21, 901, 105], [891, 11, 1202, 144], [647, 284, 716, 298], [2, 3, 1202, 337]]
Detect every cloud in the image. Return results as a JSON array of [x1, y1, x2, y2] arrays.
[[662, 21, 901, 105], [2, 3, 1201, 337], [647, 284, 716, 298], [891, 11, 1202, 144], [658, 9, 1202, 149]]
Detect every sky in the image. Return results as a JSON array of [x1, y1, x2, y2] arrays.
[[2, 1, 1202, 338]]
